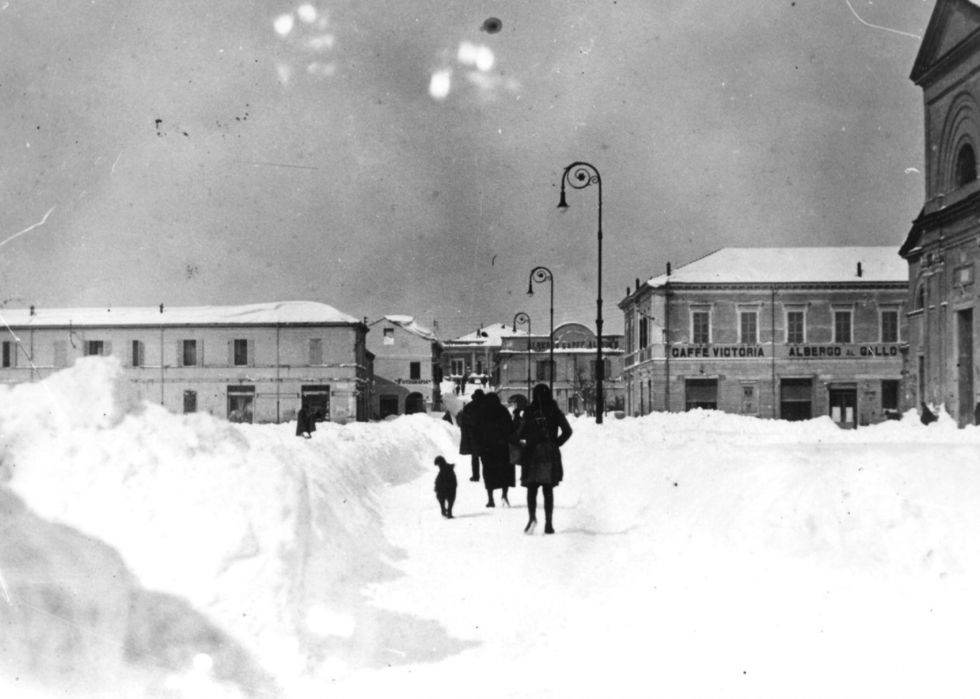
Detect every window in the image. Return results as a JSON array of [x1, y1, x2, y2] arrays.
[[881, 310, 899, 344], [685, 379, 717, 411], [227, 385, 255, 423], [780, 378, 813, 421], [536, 360, 554, 382], [881, 380, 900, 413], [383, 328, 394, 345], [739, 311, 758, 344], [915, 285, 926, 311], [85, 340, 107, 356], [233, 339, 248, 366], [181, 340, 198, 366], [410, 361, 421, 379], [692, 310, 710, 344], [309, 338, 323, 365], [956, 143, 977, 188], [450, 358, 465, 375], [183, 390, 197, 414], [639, 316, 648, 348], [2, 341, 14, 368], [834, 310, 852, 344], [787, 310, 805, 344], [590, 359, 611, 380], [132, 340, 144, 367]]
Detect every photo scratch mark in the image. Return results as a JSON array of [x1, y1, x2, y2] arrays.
[[0, 566, 10, 605], [843, 0, 921, 40], [237, 160, 319, 171], [0, 207, 56, 250], [111, 151, 122, 174]]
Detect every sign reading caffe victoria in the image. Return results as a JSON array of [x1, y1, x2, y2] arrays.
[[669, 344, 901, 359]]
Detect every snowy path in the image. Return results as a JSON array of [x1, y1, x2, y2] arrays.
[[332, 424, 980, 699]]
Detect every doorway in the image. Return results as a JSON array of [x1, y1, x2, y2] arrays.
[[957, 308, 974, 426], [301, 384, 331, 423], [829, 388, 857, 429], [379, 395, 399, 419]]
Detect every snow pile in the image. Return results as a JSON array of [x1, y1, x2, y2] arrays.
[[0, 357, 456, 696]]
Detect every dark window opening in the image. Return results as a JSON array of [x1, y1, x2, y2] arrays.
[[780, 378, 813, 421], [227, 385, 254, 423], [882, 380, 900, 414], [132, 340, 144, 367], [956, 143, 977, 188], [410, 361, 421, 379], [685, 379, 717, 411], [234, 339, 248, 366], [183, 390, 197, 414], [881, 311, 899, 344], [183, 340, 197, 366], [2, 341, 12, 368], [85, 340, 104, 356]]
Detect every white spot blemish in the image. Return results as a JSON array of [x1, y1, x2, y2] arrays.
[[430, 70, 451, 100], [274, 14, 295, 37]]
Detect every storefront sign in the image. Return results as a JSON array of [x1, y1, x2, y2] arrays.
[[396, 378, 432, 385], [788, 345, 900, 358], [671, 345, 765, 358]]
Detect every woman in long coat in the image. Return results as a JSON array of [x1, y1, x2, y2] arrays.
[[478, 392, 516, 507], [457, 389, 485, 482], [517, 383, 572, 534]]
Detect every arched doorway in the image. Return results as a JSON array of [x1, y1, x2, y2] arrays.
[[405, 392, 425, 415]]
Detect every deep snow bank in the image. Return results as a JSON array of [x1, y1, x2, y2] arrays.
[[0, 358, 457, 694]]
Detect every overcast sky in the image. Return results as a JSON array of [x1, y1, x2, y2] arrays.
[[0, 0, 936, 337]]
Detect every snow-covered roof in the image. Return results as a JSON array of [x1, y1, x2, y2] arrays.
[[445, 322, 527, 346], [0, 301, 362, 327], [382, 315, 439, 343], [646, 247, 907, 288]]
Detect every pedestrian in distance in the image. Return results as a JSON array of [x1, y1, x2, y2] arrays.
[[478, 393, 516, 508], [433, 456, 457, 519], [458, 389, 485, 482], [295, 401, 315, 439], [517, 383, 572, 535]]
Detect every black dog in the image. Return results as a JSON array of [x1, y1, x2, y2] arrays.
[[434, 456, 457, 518]]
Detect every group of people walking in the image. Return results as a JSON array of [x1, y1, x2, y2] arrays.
[[456, 383, 572, 534]]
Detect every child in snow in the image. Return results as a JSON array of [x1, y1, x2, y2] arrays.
[[434, 456, 457, 519]]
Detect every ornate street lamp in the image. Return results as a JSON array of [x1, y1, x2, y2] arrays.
[[512, 312, 532, 400], [527, 266, 554, 391], [558, 161, 605, 423]]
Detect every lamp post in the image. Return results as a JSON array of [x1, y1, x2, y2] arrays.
[[558, 161, 605, 424], [527, 266, 554, 392], [513, 312, 532, 401]]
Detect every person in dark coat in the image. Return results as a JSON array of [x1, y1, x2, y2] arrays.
[[517, 383, 572, 535], [433, 456, 457, 518], [458, 389, 485, 482], [295, 402, 315, 438], [478, 393, 516, 508]]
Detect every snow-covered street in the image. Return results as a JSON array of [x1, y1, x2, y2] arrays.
[[4, 359, 980, 698]]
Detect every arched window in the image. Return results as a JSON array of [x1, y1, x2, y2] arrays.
[[956, 143, 977, 187]]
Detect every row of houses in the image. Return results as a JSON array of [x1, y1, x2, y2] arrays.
[[0, 246, 907, 429]]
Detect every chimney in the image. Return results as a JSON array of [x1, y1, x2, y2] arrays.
[[857, 262, 863, 278], [667, 262, 672, 276], [29, 305, 35, 316], [635, 277, 640, 290], [626, 286, 631, 296], [160, 303, 164, 314]]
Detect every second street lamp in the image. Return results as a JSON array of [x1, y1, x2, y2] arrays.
[[558, 161, 604, 424], [527, 266, 554, 391], [513, 312, 532, 401]]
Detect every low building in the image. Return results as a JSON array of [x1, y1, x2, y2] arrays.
[[441, 323, 522, 392], [366, 315, 442, 418], [0, 301, 371, 423], [619, 248, 909, 427], [495, 322, 625, 416]]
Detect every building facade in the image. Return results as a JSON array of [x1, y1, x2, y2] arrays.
[[901, 0, 980, 425], [619, 248, 909, 427], [0, 301, 372, 424], [441, 323, 521, 391], [495, 322, 625, 416], [365, 315, 442, 418]]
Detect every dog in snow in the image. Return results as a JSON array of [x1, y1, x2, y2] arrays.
[[433, 456, 457, 519]]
